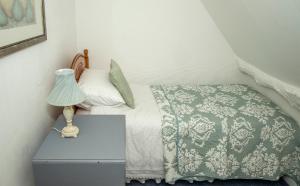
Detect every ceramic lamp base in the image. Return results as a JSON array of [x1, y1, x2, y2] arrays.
[[61, 125, 79, 138], [62, 106, 80, 138]]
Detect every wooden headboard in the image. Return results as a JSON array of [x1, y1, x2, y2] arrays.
[[71, 49, 90, 82]]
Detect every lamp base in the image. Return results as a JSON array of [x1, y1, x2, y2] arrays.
[[61, 125, 79, 138], [62, 106, 79, 138]]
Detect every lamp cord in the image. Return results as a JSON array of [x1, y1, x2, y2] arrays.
[[52, 127, 62, 134]]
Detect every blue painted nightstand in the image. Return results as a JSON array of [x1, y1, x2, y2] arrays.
[[32, 115, 126, 186]]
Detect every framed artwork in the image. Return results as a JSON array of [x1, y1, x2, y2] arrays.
[[0, 0, 47, 57]]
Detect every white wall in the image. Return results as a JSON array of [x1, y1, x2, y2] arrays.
[[201, 0, 300, 87], [0, 1, 77, 186], [75, 0, 300, 122], [75, 0, 244, 84]]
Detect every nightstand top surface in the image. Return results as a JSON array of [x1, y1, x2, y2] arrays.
[[33, 115, 125, 161]]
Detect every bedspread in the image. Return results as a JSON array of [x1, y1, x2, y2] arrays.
[[151, 84, 300, 183]]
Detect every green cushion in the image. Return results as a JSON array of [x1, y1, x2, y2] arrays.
[[109, 60, 135, 108]]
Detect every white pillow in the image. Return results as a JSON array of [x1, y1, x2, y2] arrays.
[[78, 69, 125, 108]]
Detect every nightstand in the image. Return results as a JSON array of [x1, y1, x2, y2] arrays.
[[32, 115, 126, 186]]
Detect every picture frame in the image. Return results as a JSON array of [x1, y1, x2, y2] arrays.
[[0, 0, 47, 57]]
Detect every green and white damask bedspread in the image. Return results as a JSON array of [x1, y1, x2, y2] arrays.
[[151, 84, 300, 183]]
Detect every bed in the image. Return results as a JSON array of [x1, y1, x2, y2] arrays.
[[71, 50, 300, 184]]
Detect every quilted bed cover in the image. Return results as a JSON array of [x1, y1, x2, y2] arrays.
[[151, 84, 300, 183]]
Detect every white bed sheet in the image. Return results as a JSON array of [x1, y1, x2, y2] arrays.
[[77, 84, 164, 181]]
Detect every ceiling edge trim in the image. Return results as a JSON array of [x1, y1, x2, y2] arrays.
[[237, 56, 300, 110]]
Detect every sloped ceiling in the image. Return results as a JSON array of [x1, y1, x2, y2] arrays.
[[201, 0, 300, 87]]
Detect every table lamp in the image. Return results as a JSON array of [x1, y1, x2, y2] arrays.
[[47, 69, 86, 138]]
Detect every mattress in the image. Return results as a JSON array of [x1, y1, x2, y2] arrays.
[[77, 84, 164, 182]]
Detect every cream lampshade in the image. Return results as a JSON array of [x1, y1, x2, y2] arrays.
[[47, 69, 86, 138]]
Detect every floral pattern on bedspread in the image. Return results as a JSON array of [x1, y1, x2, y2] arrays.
[[151, 84, 300, 183]]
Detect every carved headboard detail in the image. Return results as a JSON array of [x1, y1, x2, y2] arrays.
[[71, 49, 89, 82]]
